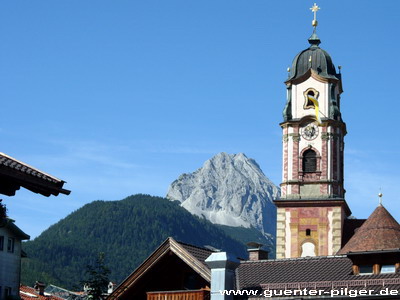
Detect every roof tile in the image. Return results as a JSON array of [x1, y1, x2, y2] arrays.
[[339, 205, 400, 254]]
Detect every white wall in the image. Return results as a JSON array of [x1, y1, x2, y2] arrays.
[[0, 226, 23, 300]]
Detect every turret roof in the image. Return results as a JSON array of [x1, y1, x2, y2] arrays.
[[287, 31, 339, 82], [338, 205, 400, 254]]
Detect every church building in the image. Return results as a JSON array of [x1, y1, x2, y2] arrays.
[[274, 3, 349, 259], [109, 4, 400, 300]]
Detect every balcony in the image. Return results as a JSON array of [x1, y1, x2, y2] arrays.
[[147, 289, 210, 300]]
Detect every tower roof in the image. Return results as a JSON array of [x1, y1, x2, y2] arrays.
[[287, 32, 339, 82], [338, 205, 400, 254]]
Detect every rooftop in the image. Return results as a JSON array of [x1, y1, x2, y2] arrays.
[[0, 152, 70, 197], [338, 205, 400, 254]]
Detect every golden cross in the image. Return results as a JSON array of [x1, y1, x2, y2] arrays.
[[310, 3, 320, 27]]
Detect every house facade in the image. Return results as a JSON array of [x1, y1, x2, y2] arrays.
[[108, 237, 212, 300], [0, 152, 70, 300], [0, 219, 29, 300]]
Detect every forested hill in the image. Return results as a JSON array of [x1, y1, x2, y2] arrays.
[[21, 194, 247, 289]]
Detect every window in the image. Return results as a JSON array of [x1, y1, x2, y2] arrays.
[[0, 236, 4, 251], [303, 88, 319, 110], [304, 91, 316, 109], [7, 237, 14, 253], [4, 287, 11, 297], [303, 149, 317, 172], [359, 265, 373, 275], [301, 242, 316, 257], [306, 229, 311, 236], [381, 265, 396, 274]]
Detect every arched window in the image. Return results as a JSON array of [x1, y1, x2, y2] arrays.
[[306, 91, 315, 108], [303, 149, 317, 172], [301, 242, 316, 257]]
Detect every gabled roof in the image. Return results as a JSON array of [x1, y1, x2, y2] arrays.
[[338, 205, 400, 254], [0, 152, 70, 197], [108, 237, 214, 300], [0, 218, 30, 240]]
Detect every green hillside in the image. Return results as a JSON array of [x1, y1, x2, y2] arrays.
[[21, 194, 248, 289], [215, 224, 275, 257]]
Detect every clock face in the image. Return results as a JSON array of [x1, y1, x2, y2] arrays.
[[301, 123, 319, 141]]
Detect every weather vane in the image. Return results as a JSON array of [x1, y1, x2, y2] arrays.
[[310, 3, 320, 27], [378, 190, 383, 206]]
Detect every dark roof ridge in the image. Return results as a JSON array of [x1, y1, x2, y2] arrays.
[[175, 239, 215, 253], [240, 254, 347, 264]]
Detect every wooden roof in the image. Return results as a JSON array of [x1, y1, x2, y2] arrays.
[[108, 237, 213, 300], [0, 152, 70, 197]]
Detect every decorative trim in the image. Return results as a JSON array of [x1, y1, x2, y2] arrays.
[[108, 237, 211, 299], [285, 68, 340, 86], [303, 88, 320, 110], [292, 134, 300, 142], [321, 132, 340, 140], [283, 135, 289, 142]]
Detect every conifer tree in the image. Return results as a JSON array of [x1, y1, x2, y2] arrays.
[[82, 252, 110, 299]]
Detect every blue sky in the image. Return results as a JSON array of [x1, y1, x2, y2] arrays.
[[1, 0, 400, 238]]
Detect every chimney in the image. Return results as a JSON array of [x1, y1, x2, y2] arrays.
[[247, 242, 268, 261], [205, 252, 239, 300], [34, 281, 46, 296]]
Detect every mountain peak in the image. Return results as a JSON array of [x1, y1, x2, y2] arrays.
[[166, 152, 279, 238]]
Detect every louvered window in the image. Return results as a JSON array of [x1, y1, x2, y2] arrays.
[[303, 149, 317, 172]]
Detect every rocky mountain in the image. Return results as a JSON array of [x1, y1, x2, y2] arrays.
[[166, 152, 280, 241], [22, 194, 247, 289]]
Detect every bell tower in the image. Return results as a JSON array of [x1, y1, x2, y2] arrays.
[[274, 4, 351, 259]]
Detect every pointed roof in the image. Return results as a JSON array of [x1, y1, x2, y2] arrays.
[[338, 205, 400, 254], [108, 237, 214, 300]]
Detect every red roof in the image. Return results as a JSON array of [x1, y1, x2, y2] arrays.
[[20, 285, 64, 300], [338, 205, 400, 254]]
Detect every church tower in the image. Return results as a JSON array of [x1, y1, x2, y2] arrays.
[[275, 4, 351, 259]]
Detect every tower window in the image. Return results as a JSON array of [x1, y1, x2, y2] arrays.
[[301, 242, 316, 257], [306, 91, 315, 107], [303, 149, 317, 172], [306, 229, 311, 236], [303, 88, 319, 110]]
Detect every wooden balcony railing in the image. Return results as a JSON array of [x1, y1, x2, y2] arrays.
[[147, 289, 210, 300]]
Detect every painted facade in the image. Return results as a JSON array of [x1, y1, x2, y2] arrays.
[[275, 21, 350, 259]]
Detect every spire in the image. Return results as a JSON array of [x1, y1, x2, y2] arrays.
[[338, 205, 400, 254], [308, 3, 321, 46]]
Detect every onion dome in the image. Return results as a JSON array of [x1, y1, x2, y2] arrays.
[[287, 30, 339, 81], [338, 205, 400, 254]]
